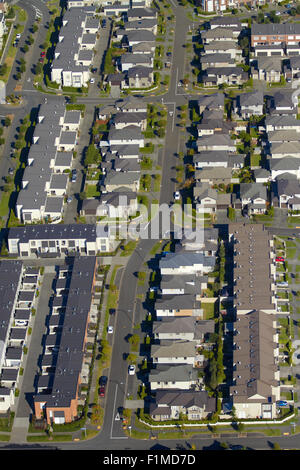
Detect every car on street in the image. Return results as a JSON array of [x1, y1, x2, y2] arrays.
[[177, 81, 182, 87], [102, 19, 106, 28], [99, 376, 108, 386], [174, 191, 180, 200], [16, 33, 21, 39], [169, 111, 173, 116], [166, 52, 172, 57], [99, 386, 105, 397], [107, 325, 113, 334], [8, 168, 14, 175], [150, 286, 158, 292], [128, 364, 136, 375], [275, 257, 285, 262], [39, 57, 44, 63], [67, 196, 73, 203], [71, 169, 77, 183], [40, 51, 46, 57], [90, 78, 95, 84]]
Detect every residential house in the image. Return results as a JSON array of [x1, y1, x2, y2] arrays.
[[196, 134, 236, 152], [127, 65, 153, 88], [234, 91, 264, 119], [8, 224, 115, 257], [230, 310, 280, 419], [269, 158, 300, 180], [251, 22, 300, 47], [148, 364, 200, 391], [159, 252, 215, 276], [239, 183, 268, 214], [251, 57, 282, 83], [202, 66, 247, 86], [149, 390, 216, 422]]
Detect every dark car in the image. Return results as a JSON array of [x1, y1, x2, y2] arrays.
[[102, 19, 106, 28], [99, 375, 108, 386]]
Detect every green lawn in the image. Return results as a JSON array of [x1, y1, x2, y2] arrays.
[[201, 302, 216, 320], [85, 185, 100, 198], [286, 248, 296, 259], [0, 191, 11, 217]]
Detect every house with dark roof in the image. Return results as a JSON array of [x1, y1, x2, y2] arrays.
[[149, 390, 216, 422], [202, 66, 248, 87], [239, 183, 268, 214], [234, 91, 264, 119], [34, 257, 98, 424], [230, 310, 280, 419]]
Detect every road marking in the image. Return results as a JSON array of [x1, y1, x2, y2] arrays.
[[110, 383, 119, 439]]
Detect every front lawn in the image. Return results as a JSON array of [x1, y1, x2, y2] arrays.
[[85, 184, 100, 198]]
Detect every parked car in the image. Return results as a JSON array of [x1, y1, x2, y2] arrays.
[[90, 78, 95, 84], [107, 325, 113, 334], [40, 51, 46, 57], [16, 33, 21, 39], [8, 168, 14, 175], [128, 364, 136, 375], [276, 400, 288, 407], [99, 376, 108, 386], [39, 57, 44, 63], [174, 191, 180, 200], [102, 19, 106, 28], [275, 257, 285, 262], [99, 386, 105, 397], [71, 169, 77, 183], [67, 196, 73, 203]]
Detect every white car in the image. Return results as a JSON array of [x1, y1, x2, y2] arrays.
[[174, 191, 180, 200], [16, 33, 21, 39], [128, 364, 136, 375], [90, 78, 95, 84], [107, 325, 114, 334]]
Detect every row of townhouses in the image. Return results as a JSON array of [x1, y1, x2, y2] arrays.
[[16, 99, 81, 224], [107, 7, 158, 91], [200, 17, 248, 87], [0, 262, 41, 412], [33, 257, 99, 424], [147, 231, 219, 421], [51, 6, 100, 88]]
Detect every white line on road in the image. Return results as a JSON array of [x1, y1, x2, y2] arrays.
[[110, 383, 119, 439]]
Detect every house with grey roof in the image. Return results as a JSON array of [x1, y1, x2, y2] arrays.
[[265, 115, 300, 133], [251, 57, 282, 83], [234, 91, 264, 119], [239, 183, 268, 214], [51, 7, 100, 88], [152, 317, 214, 342], [269, 158, 300, 181], [102, 170, 140, 192], [200, 53, 235, 70], [203, 41, 242, 59], [197, 93, 224, 114], [126, 7, 157, 21], [148, 364, 200, 390], [16, 100, 81, 224], [127, 65, 153, 88], [196, 134, 236, 152], [125, 29, 156, 46], [155, 294, 202, 319], [268, 90, 298, 116], [107, 125, 144, 147], [203, 66, 248, 87], [81, 191, 138, 218], [275, 178, 300, 209], [151, 340, 198, 365], [112, 111, 147, 131], [159, 252, 215, 276], [120, 52, 153, 72], [8, 224, 115, 257], [149, 389, 216, 422]]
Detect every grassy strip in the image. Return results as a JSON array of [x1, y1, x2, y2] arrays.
[[27, 434, 73, 442], [0, 434, 10, 441]]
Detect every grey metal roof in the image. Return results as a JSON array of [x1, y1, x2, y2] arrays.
[[8, 224, 107, 243], [0, 261, 22, 347]]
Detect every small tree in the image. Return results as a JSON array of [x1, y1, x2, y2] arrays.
[[4, 117, 11, 127]]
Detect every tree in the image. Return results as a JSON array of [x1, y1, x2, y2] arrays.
[[19, 63, 26, 74], [22, 44, 29, 53], [4, 117, 11, 127], [79, 191, 86, 200], [0, 63, 7, 77], [35, 62, 43, 75], [32, 24, 38, 33], [68, 95, 77, 104]]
